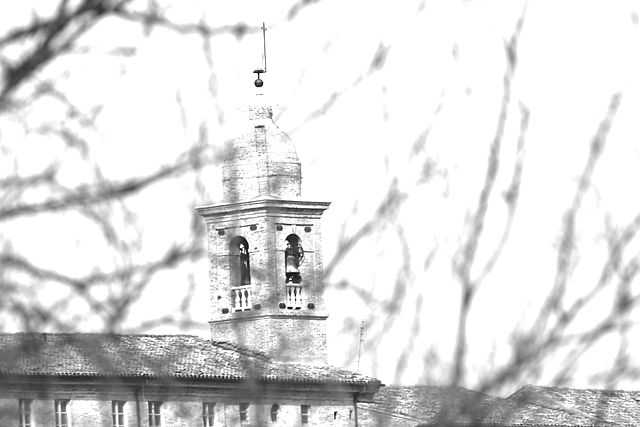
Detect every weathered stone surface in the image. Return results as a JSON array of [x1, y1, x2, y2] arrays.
[[222, 103, 301, 202]]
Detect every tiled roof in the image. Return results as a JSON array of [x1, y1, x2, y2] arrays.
[[0, 333, 379, 388], [504, 384, 640, 425], [358, 385, 505, 425], [481, 392, 598, 426], [360, 384, 640, 426]]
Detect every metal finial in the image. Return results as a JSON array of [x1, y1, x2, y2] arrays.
[[253, 22, 267, 88]]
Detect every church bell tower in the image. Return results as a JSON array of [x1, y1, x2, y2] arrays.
[[196, 43, 330, 363]]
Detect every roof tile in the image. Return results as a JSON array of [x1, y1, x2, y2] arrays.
[[0, 333, 379, 387]]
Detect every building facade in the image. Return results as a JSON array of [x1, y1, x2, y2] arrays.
[[0, 333, 378, 427]]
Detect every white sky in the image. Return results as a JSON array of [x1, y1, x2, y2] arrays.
[[3, 0, 640, 395]]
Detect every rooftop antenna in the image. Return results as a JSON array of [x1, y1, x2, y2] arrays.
[[357, 321, 365, 370], [253, 22, 267, 88]]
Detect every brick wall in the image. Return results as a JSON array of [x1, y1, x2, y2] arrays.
[[199, 200, 330, 365], [210, 314, 327, 364], [207, 215, 328, 317]]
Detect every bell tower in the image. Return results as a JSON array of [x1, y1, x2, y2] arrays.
[[196, 51, 330, 363]]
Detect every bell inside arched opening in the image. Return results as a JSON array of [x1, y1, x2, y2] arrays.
[[284, 234, 304, 284], [230, 236, 251, 286]]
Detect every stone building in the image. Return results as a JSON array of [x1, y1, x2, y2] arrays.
[[0, 93, 381, 426]]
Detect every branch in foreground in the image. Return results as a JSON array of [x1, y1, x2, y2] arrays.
[[0, 144, 215, 221]]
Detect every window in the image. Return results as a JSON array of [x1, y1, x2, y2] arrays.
[[239, 402, 249, 423], [54, 399, 70, 427], [148, 401, 162, 427], [112, 401, 125, 427], [270, 404, 280, 422], [19, 399, 31, 427], [202, 402, 215, 427], [301, 404, 310, 424]]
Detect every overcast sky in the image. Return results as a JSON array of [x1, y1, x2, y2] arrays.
[[3, 0, 640, 394]]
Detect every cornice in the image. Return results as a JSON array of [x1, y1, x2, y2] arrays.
[[196, 198, 331, 219]]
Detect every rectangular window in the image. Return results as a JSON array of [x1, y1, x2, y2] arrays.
[[19, 399, 31, 427], [239, 402, 249, 423], [54, 399, 70, 427], [148, 401, 162, 427], [301, 404, 310, 424], [202, 402, 215, 427], [112, 401, 125, 427]]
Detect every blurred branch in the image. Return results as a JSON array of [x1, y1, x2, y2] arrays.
[[289, 43, 390, 131], [0, 0, 134, 106], [451, 3, 527, 387], [0, 0, 257, 109], [324, 179, 406, 279], [1, 239, 203, 331], [0, 143, 216, 221], [534, 92, 621, 332], [0, 166, 58, 189], [475, 103, 530, 284], [475, 92, 623, 393], [287, 0, 321, 20], [114, 9, 255, 39], [0, 0, 243, 333]]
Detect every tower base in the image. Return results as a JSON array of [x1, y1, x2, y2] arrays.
[[210, 314, 328, 365]]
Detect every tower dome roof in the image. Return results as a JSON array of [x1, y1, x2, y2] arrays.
[[222, 101, 301, 202]]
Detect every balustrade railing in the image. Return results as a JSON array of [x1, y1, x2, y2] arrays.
[[231, 286, 252, 311], [286, 284, 303, 309]]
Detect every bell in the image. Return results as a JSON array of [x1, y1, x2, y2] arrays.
[[253, 69, 264, 88]]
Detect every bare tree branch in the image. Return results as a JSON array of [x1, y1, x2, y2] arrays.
[[451, 4, 527, 387], [0, 143, 217, 221]]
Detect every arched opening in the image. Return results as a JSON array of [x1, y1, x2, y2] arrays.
[[270, 404, 280, 422], [284, 234, 304, 284], [230, 236, 251, 286]]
